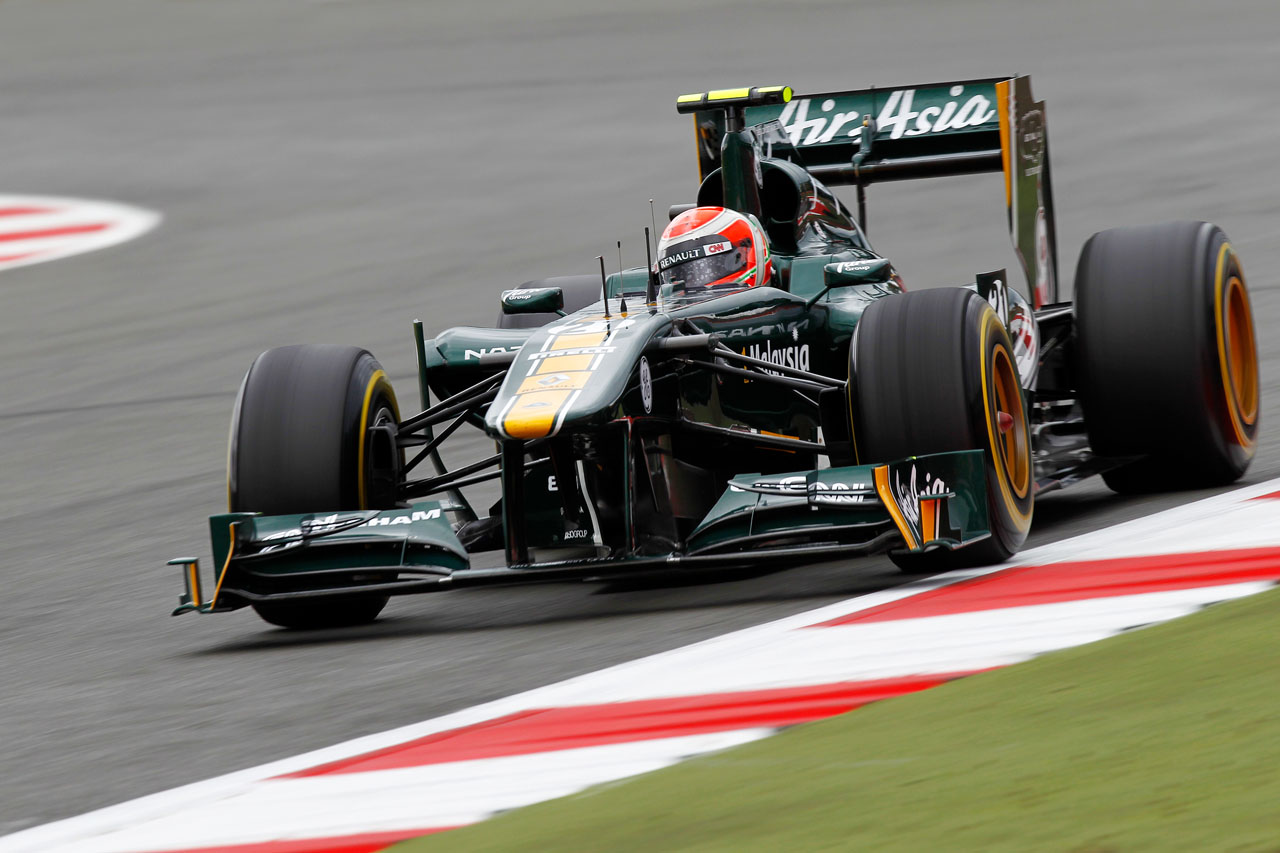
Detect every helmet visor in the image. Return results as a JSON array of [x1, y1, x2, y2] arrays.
[[657, 238, 751, 290]]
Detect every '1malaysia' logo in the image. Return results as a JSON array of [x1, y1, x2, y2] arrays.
[[891, 465, 948, 529], [743, 340, 810, 373], [776, 85, 996, 146]]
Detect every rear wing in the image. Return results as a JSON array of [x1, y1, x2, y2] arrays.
[[686, 76, 1058, 307]]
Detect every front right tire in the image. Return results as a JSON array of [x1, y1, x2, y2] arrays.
[[229, 344, 399, 628]]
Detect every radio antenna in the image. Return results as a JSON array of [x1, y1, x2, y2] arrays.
[[598, 255, 611, 319], [643, 226, 657, 306], [617, 241, 628, 314], [649, 199, 658, 253]]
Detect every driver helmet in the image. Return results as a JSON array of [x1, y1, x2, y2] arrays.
[[656, 207, 772, 291]]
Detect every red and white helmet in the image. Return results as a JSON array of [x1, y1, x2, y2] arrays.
[[656, 207, 772, 291]]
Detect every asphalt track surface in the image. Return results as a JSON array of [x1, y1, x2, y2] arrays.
[[2, 0, 1279, 835]]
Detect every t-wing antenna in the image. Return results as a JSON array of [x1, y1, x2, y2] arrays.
[[676, 87, 792, 221]]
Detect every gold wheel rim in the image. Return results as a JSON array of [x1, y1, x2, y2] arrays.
[[1223, 275, 1258, 426], [991, 345, 1030, 499]]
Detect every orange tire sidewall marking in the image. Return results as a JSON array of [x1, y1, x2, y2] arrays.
[[1213, 243, 1258, 448], [979, 308, 1033, 531]]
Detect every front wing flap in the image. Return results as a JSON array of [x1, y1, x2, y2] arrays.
[[686, 450, 990, 556], [168, 453, 990, 614], [171, 501, 467, 615]]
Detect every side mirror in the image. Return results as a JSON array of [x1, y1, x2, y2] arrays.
[[501, 287, 565, 316], [823, 257, 891, 288]]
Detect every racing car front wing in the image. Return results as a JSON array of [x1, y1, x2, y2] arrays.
[[169, 450, 989, 614]]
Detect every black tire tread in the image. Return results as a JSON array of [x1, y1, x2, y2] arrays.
[[228, 343, 394, 628], [853, 288, 1032, 571], [1074, 221, 1256, 492]]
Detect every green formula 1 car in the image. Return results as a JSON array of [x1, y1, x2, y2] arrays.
[[169, 76, 1259, 629]]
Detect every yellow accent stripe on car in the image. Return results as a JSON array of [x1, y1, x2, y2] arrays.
[[708, 88, 751, 101], [536, 353, 595, 373], [920, 496, 939, 544], [187, 562, 203, 608], [502, 325, 609, 438], [517, 371, 592, 395], [995, 79, 1012, 209], [502, 390, 575, 439], [554, 333, 609, 350], [874, 464, 919, 550], [207, 523, 238, 611], [756, 86, 793, 102]]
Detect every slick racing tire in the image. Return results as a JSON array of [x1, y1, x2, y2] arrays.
[[496, 274, 602, 329], [1075, 221, 1258, 493], [229, 344, 399, 629], [853, 287, 1033, 572]]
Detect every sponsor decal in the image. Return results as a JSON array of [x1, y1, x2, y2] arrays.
[[890, 461, 952, 540], [261, 509, 443, 542], [536, 373, 573, 388], [658, 248, 702, 271], [776, 85, 996, 147], [528, 346, 615, 360], [982, 275, 1010, 325], [1018, 109, 1046, 169], [742, 474, 874, 505], [563, 528, 591, 540], [721, 319, 810, 339], [704, 240, 731, 256], [502, 288, 540, 302], [464, 346, 514, 361], [639, 356, 653, 414], [551, 318, 635, 336], [831, 260, 878, 275], [891, 465, 948, 533], [1034, 207, 1050, 307], [743, 340, 811, 373], [809, 479, 872, 506]]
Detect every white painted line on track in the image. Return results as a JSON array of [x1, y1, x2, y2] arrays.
[[54, 730, 774, 853], [0, 195, 159, 273], [5, 477, 1280, 852]]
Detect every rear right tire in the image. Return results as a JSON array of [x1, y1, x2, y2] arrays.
[[1074, 221, 1258, 493]]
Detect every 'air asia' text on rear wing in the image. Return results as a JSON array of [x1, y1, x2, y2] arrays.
[[689, 75, 1057, 307]]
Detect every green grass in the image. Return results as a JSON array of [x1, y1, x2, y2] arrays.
[[396, 587, 1280, 852]]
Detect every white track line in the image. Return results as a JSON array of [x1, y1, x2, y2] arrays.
[[0, 195, 159, 273]]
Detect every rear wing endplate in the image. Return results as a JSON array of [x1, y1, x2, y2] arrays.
[[688, 75, 1058, 306]]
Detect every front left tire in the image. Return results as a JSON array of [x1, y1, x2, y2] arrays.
[[852, 287, 1034, 571]]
